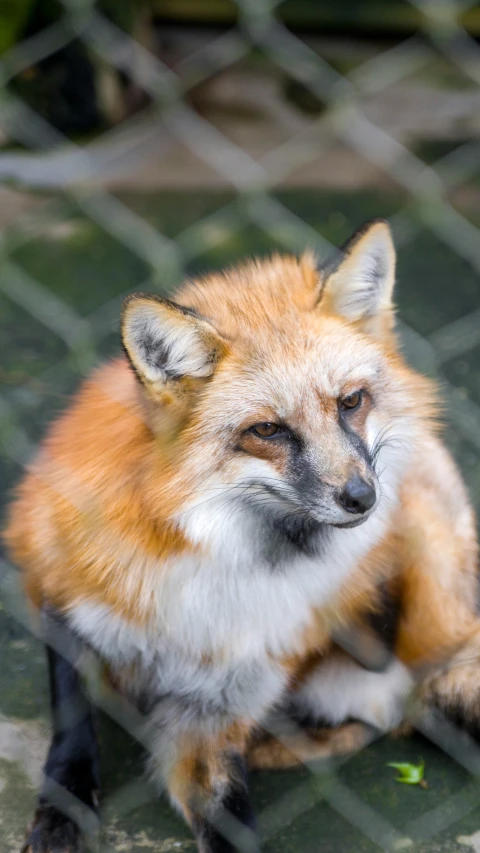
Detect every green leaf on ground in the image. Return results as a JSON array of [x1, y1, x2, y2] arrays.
[[387, 760, 427, 787]]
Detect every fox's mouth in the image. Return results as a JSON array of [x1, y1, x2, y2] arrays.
[[331, 514, 373, 529]]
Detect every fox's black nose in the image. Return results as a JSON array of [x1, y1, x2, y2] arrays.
[[338, 476, 376, 515]]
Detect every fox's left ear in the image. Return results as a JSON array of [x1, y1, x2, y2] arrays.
[[121, 293, 228, 391], [318, 219, 396, 337]]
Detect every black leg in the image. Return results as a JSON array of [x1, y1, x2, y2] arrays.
[[23, 607, 100, 853], [190, 753, 259, 853]]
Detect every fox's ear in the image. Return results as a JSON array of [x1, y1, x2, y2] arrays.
[[319, 219, 395, 336], [121, 294, 227, 386]]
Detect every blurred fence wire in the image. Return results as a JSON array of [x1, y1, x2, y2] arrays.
[[2, 0, 480, 850]]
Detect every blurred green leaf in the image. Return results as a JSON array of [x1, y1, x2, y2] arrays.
[[387, 760, 426, 786]]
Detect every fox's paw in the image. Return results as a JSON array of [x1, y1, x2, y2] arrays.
[[421, 661, 480, 738], [21, 805, 85, 853]]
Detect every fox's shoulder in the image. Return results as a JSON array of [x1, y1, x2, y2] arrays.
[[41, 357, 148, 466], [4, 357, 192, 617], [9, 356, 155, 523]]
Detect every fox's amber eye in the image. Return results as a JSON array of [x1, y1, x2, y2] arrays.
[[341, 391, 362, 411], [251, 423, 280, 438]]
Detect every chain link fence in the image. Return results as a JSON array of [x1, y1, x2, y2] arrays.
[[1, 1, 480, 851]]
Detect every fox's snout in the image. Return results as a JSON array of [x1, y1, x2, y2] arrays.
[[336, 475, 376, 516], [297, 465, 379, 528]]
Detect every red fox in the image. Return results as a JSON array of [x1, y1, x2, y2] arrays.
[[5, 219, 480, 853]]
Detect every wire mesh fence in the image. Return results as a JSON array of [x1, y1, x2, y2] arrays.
[[2, 0, 480, 851]]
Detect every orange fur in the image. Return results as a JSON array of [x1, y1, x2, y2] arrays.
[[4, 222, 480, 844], [5, 361, 196, 621], [5, 248, 476, 665]]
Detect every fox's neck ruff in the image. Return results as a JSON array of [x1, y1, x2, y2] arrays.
[[137, 433, 404, 660], [68, 459, 398, 683]]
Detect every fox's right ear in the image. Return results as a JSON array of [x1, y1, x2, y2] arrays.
[[121, 294, 227, 387], [318, 219, 396, 337]]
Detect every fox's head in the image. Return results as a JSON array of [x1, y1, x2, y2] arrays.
[[121, 220, 434, 554]]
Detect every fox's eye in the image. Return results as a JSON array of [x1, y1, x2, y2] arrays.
[[250, 423, 281, 438], [340, 390, 362, 411]]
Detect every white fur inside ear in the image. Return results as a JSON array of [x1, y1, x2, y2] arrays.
[[125, 302, 215, 382], [327, 225, 395, 323]]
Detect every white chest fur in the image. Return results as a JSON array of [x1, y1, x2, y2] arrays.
[[68, 484, 394, 733]]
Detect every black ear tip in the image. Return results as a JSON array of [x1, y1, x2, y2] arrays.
[[342, 218, 394, 261], [318, 217, 393, 279], [120, 292, 173, 329], [355, 218, 392, 240], [120, 292, 139, 323], [122, 291, 162, 308], [121, 291, 148, 318], [366, 217, 390, 227]]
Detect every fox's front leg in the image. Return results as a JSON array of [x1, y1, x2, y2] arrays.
[[155, 725, 259, 853], [23, 607, 100, 853]]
